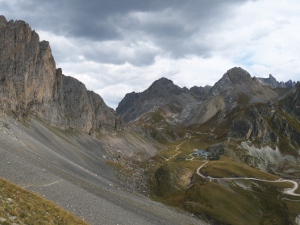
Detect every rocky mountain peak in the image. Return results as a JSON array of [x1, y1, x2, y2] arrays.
[[117, 77, 199, 122], [262, 74, 279, 87], [0, 15, 7, 27], [226, 67, 252, 84], [151, 77, 174, 86], [257, 74, 296, 88], [145, 77, 184, 97], [144, 77, 185, 98], [116, 91, 139, 116], [208, 67, 254, 97], [0, 15, 120, 134], [268, 74, 276, 80], [202, 66, 280, 119]]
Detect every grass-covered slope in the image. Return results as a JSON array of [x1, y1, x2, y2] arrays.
[[115, 70, 300, 225], [149, 155, 300, 225], [0, 178, 88, 225], [130, 102, 300, 224]]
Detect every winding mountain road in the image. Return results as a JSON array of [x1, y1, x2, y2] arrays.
[[197, 161, 300, 197], [164, 138, 300, 198]]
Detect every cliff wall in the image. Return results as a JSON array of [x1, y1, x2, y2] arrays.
[[0, 16, 120, 133]]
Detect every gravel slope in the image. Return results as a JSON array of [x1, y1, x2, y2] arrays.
[[0, 117, 206, 225]]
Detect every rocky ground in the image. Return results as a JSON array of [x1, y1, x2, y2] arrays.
[[0, 116, 206, 225]]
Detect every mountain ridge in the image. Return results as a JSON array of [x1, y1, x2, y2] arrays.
[[116, 77, 201, 122], [0, 15, 120, 134], [118, 67, 297, 127], [258, 74, 296, 88]]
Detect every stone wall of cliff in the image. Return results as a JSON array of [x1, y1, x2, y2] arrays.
[[0, 16, 120, 133]]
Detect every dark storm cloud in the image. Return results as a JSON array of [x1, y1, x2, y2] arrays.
[[0, 0, 249, 65]]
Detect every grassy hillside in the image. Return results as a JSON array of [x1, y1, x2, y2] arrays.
[[121, 94, 300, 224], [150, 158, 300, 225], [0, 178, 88, 225], [201, 157, 279, 179], [145, 128, 300, 225]]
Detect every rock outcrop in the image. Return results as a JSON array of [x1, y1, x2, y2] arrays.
[[0, 16, 120, 133], [115, 92, 140, 122], [257, 74, 296, 88], [229, 106, 275, 143], [151, 164, 193, 197]]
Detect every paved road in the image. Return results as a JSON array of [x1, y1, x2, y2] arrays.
[[197, 161, 300, 196]]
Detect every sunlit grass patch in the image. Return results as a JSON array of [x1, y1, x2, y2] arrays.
[[0, 178, 88, 225], [201, 156, 278, 180]]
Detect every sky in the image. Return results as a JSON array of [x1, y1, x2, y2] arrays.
[[1, 0, 300, 109]]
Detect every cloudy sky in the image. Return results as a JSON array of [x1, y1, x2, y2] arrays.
[[1, 0, 300, 109]]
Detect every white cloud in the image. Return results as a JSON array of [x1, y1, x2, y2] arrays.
[[55, 54, 236, 109], [4, 0, 299, 109], [205, 0, 300, 81]]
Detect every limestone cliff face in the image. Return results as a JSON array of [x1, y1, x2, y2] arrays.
[[0, 16, 56, 113], [0, 16, 120, 133]]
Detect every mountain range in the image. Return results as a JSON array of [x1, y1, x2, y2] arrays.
[[258, 74, 296, 88], [1, 15, 300, 225]]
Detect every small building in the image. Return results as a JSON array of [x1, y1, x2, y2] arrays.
[[192, 149, 211, 159]]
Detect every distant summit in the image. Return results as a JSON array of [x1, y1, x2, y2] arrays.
[[116, 77, 200, 122], [226, 67, 252, 84], [257, 74, 296, 88], [208, 67, 254, 97], [150, 77, 174, 86]]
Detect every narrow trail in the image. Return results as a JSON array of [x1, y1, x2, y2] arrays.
[[197, 161, 300, 197], [165, 134, 191, 161], [23, 179, 62, 188], [186, 154, 195, 161]]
